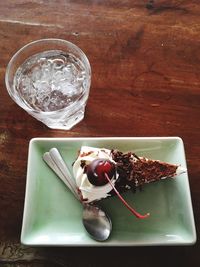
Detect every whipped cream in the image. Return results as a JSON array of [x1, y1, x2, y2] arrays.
[[73, 146, 117, 203]]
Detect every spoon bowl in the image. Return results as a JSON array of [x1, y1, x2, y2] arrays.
[[82, 204, 112, 242], [43, 148, 112, 242]]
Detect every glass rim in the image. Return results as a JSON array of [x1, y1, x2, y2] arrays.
[[5, 38, 91, 115]]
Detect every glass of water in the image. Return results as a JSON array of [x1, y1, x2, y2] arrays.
[[5, 39, 91, 130]]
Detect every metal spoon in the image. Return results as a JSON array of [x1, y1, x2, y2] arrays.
[[43, 148, 112, 242]]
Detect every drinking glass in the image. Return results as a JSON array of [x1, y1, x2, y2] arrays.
[[5, 39, 91, 130]]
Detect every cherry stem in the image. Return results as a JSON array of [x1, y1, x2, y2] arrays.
[[105, 173, 150, 219]]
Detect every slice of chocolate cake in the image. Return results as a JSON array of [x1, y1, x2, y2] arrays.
[[111, 149, 183, 193], [73, 146, 186, 204]]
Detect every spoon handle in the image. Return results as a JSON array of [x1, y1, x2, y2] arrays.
[[43, 149, 80, 201]]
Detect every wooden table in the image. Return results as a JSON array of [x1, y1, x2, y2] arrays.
[[0, 0, 200, 266]]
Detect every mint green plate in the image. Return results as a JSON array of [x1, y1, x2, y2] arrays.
[[21, 137, 196, 246]]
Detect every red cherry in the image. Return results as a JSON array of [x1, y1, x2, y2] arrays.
[[86, 158, 150, 219], [87, 159, 115, 186]]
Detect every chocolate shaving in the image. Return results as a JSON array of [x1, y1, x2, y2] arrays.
[[80, 160, 86, 169], [80, 151, 93, 157]]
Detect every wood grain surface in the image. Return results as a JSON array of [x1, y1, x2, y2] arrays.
[[0, 0, 200, 266]]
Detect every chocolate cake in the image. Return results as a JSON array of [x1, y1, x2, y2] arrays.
[[73, 146, 186, 205], [111, 149, 179, 193]]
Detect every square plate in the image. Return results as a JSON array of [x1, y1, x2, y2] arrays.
[[21, 137, 196, 246]]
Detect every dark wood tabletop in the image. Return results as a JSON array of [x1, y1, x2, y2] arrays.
[[0, 0, 200, 266]]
